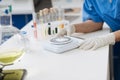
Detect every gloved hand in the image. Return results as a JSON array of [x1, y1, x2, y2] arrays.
[[55, 24, 76, 37], [79, 33, 115, 50]]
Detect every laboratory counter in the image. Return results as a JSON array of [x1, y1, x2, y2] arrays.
[[4, 20, 111, 80]]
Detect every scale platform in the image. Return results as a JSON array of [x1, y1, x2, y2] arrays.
[[1, 69, 26, 80], [42, 36, 83, 53]]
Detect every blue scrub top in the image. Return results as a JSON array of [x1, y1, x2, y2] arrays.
[[82, 0, 120, 55], [82, 0, 120, 31], [83, 2, 120, 79]]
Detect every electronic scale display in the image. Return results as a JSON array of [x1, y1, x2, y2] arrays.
[[50, 37, 72, 45]]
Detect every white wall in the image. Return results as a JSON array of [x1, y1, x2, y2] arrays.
[[52, 0, 83, 8], [12, 0, 33, 14]]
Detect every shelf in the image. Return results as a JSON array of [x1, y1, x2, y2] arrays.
[[12, 0, 33, 14]]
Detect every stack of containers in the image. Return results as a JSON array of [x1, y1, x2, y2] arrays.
[[36, 7, 69, 40]]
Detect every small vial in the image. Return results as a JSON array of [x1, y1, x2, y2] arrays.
[[43, 8, 49, 23], [39, 10, 44, 24], [48, 23, 51, 35], [57, 7, 64, 21], [53, 8, 59, 21], [55, 27, 58, 34], [49, 8, 54, 22]]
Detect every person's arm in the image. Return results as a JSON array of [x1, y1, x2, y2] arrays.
[[74, 20, 103, 33], [55, 20, 103, 37], [114, 30, 120, 42]]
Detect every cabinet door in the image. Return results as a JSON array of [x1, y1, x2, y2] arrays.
[[12, 14, 32, 29]]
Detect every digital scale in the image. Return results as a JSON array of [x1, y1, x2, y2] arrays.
[[43, 36, 83, 53], [0, 68, 26, 80]]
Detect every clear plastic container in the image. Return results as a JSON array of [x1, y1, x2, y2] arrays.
[[0, 26, 20, 45]]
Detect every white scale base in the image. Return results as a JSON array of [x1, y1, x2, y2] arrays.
[[42, 36, 83, 53]]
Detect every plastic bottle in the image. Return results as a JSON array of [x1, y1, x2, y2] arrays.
[[0, 26, 20, 45]]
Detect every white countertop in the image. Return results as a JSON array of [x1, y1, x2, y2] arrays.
[[4, 20, 110, 80]]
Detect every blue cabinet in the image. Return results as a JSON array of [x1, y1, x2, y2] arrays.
[[12, 14, 32, 29]]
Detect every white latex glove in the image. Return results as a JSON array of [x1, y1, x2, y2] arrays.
[[55, 24, 76, 37], [79, 33, 115, 50]]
